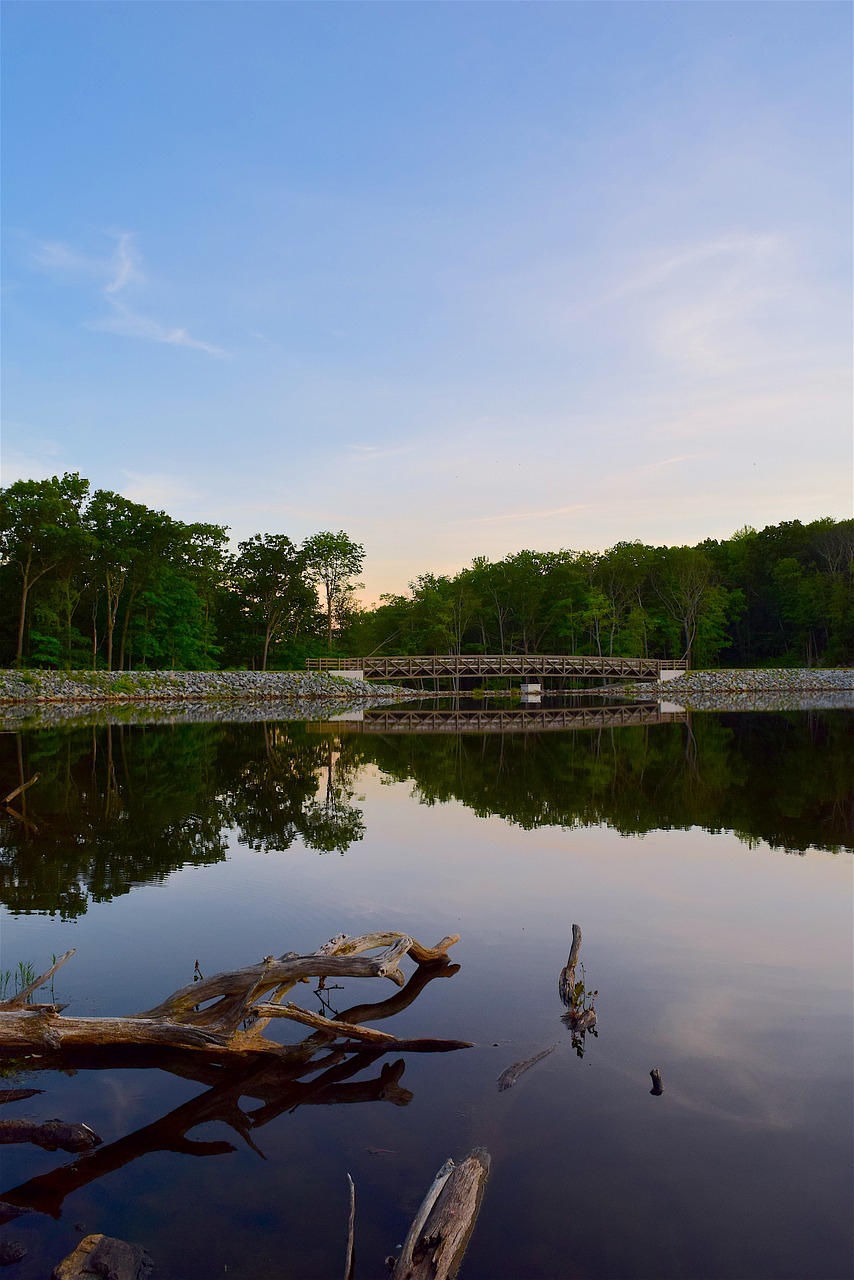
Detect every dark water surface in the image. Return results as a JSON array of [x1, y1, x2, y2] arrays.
[[0, 707, 851, 1280]]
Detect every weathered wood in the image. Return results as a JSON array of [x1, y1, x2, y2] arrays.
[[255, 1002, 471, 1052], [558, 923, 582, 1007], [343, 1173, 356, 1280], [0, 933, 463, 1059], [1, 773, 40, 807], [0, 935, 467, 1226], [391, 1147, 491, 1280], [137, 932, 458, 1033], [497, 1043, 558, 1091], [0, 1118, 101, 1153]]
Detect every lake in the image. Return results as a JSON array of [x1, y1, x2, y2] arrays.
[[0, 702, 851, 1280]]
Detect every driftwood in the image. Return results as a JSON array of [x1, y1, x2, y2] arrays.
[[1, 772, 40, 808], [343, 1173, 356, 1280], [497, 921, 598, 1089], [0, 935, 467, 1224], [0, 933, 464, 1059], [391, 1147, 491, 1280], [496, 1043, 558, 1091], [559, 922, 598, 1048], [558, 922, 583, 1005], [0, 772, 41, 833], [0, 1118, 101, 1153]]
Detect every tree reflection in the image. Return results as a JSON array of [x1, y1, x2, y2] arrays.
[[0, 712, 850, 917]]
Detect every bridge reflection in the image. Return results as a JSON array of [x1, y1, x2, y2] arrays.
[[310, 702, 687, 734]]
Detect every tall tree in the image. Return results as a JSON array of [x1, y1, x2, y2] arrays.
[[0, 473, 90, 663], [234, 534, 315, 670], [303, 531, 364, 650], [85, 491, 151, 670]]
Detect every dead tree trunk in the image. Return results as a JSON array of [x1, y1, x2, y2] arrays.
[[391, 1147, 491, 1280], [0, 933, 465, 1061]]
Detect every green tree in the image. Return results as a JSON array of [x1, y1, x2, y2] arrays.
[[0, 472, 90, 663], [234, 534, 315, 670], [303, 531, 364, 650]]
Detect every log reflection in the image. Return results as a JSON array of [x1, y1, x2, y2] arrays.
[[0, 943, 463, 1224]]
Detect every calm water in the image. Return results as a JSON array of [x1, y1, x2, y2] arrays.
[[0, 705, 852, 1280]]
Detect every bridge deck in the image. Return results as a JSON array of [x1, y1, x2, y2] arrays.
[[307, 654, 687, 681]]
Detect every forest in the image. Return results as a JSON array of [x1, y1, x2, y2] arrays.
[[1, 471, 852, 670]]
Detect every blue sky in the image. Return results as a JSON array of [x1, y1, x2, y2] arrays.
[[2, 1, 851, 599]]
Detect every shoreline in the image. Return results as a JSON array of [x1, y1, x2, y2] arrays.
[[0, 668, 418, 706], [607, 667, 854, 712], [0, 668, 851, 726]]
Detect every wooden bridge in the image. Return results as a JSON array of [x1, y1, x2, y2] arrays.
[[309, 703, 687, 735], [306, 654, 687, 682]]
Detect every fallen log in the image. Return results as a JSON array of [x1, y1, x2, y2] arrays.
[[257, 1002, 471, 1052], [391, 1147, 491, 1280], [0, 932, 462, 1060], [0, 936, 467, 1223]]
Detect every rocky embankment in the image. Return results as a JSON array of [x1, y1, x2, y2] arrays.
[[643, 667, 854, 711], [0, 665, 417, 727]]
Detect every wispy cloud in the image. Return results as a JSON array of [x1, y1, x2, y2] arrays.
[[32, 231, 226, 357], [468, 503, 594, 525], [91, 301, 227, 356], [104, 232, 144, 294], [348, 442, 414, 462]]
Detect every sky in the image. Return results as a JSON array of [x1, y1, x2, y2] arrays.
[[2, 1, 852, 601]]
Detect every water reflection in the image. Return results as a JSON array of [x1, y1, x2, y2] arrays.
[[1, 711, 851, 918]]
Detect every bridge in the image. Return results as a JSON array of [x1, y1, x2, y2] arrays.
[[308, 703, 687, 735], [306, 654, 687, 683]]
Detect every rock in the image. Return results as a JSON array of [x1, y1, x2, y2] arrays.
[[52, 1234, 154, 1280], [0, 1239, 27, 1265]]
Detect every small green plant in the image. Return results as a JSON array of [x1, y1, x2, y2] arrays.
[[109, 674, 137, 696], [0, 960, 37, 1002]]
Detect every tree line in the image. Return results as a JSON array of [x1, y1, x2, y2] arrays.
[[349, 520, 853, 668], [3, 711, 850, 916], [1, 471, 851, 669], [0, 473, 364, 670]]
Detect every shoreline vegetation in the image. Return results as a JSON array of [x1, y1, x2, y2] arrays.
[[1, 476, 852, 676]]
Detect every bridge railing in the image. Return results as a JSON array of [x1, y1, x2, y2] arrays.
[[306, 654, 689, 676]]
